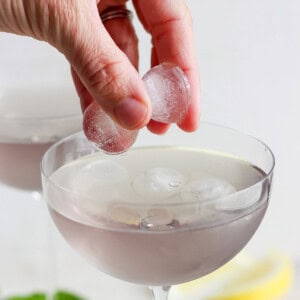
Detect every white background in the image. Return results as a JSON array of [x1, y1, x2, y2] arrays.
[[0, 0, 299, 298]]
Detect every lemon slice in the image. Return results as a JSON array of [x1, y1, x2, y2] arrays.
[[168, 252, 293, 300]]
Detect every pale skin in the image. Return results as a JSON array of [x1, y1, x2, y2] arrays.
[[0, 0, 200, 134]]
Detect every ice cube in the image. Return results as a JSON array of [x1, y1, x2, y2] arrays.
[[142, 63, 191, 123], [80, 159, 129, 183], [215, 182, 263, 211], [140, 208, 179, 231], [181, 177, 236, 204], [107, 204, 141, 226], [72, 159, 130, 214], [83, 101, 138, 154], [132, 167, 186, 201]]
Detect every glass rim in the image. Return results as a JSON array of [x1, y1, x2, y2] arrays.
[[0, 111, 82, 122], [41, 122, 275, 207], [0, 84, 82, 122], [0, 113, 82, 144]]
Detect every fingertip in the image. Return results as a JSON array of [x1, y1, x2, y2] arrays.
[[178, 113, 200, 132], [177, 100, 200, 132], [178, 120, 199, 132], [147, 120, 170, 135]]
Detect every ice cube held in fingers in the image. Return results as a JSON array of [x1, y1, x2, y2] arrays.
[[83, 101, 138, 154], [143, 63, 191, 123]]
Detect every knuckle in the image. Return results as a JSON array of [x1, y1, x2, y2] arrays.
[[81, 56, 128, 100]]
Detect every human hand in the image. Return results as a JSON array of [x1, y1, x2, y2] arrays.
[[0, 0, 200, 133]]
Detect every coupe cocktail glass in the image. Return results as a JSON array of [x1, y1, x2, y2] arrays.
[[0, 86, 82, 295], [0, 86, 82, 191], [41, 123, 274, 300]]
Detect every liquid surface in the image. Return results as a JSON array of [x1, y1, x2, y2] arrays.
[[47, 147, 269, 285]]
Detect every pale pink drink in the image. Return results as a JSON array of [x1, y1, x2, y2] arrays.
[[41, 125, 274, 299], [0, 86, 82, 191], [0, 86, 82, 296]]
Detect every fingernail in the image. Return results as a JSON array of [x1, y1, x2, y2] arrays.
[[114, 98, 149, 129]]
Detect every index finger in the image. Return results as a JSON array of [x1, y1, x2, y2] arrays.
[[133, 0, 200, 132]]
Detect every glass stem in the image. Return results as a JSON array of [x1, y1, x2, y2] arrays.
[[150, 286, 170, 300]]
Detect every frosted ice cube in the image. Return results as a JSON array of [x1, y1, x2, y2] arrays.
[[80, 159, 129, 183], [83, 101, 138, 154], [72, 159, 130, 213], [181, 177, 236, 204], [107, 204, 141, 226], [215, 182, 263, 211], [132, 167, 186, 201], [143, 63, 191, 123], [140, 208, 179, 231]]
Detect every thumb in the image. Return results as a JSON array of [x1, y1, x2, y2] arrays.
[[58, 2, 151, 130]]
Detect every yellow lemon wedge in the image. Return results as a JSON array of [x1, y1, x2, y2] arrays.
[[168, 252, 293, 300]]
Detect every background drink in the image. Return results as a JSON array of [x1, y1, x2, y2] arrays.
[[0, 86, 81, 191], [0, 142, 52, 191], [0, 83, 82, 295]]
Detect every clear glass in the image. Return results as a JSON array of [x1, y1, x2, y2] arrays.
[[41, 123, 275, 300], [0, 87, 82, 297]]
